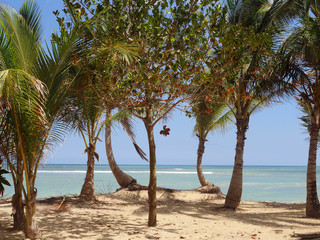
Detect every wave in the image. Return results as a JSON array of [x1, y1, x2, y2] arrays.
[[157, 171, 213, 175], [38, 170, 112, 174], [38, 170, 213, 175]]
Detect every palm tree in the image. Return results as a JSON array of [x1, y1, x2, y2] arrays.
[[215, 0, 296, 209], [62, 79, 144, 200], [105, 121, 137, 187], [66, 81, 105, 200], [57, 1, 143, 198], [0, 1, 46, 233], [297, 97, 320, 217], [0, 1, 82, 237], [105, 108, 149, 188], [91, 5, 146, 190], [281, 1, 320, 217], [85, 31, 143, 192], [191, 98, 233, 188]]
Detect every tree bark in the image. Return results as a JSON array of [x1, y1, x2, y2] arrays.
[[145, 116, 157, 227], [306, 120, 320, 218], [196, 136, 212, 187], [12, 181, 25, 230], [105, 110, 136, 187], [80, 143, 95, 201], [24, 181, 41, 239], [12, 158, 25, 230], [224, 115, 248, 209]]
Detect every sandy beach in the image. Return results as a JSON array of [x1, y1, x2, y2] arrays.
[[0, 189, 320, 240]]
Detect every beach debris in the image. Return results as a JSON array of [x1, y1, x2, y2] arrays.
[[43, 196, 69, 215], [128, 231, 140, 235], [145, 234, 160, 239], [274, 229, 283, 234], [56, 196, 66, 211], [291, 232, 320, 239]]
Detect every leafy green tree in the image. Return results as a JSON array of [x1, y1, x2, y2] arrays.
[[0, 1, 82, 237], [94, 0, 221, 226], [59, 2, 220, 225]]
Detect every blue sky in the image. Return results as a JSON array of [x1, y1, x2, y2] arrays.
[[2, 0, 309, 166]]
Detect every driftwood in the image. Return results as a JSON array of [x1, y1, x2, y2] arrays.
[[118, 183, 224, 196], [292, 232, 320, 240]]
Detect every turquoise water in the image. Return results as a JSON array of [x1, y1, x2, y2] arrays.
[[0, 165, 315, 203]]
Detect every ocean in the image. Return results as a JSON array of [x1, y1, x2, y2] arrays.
[[0, 165, 315, 203]]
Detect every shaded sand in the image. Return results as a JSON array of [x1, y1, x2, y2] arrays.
[[1, 190, 320, 240]]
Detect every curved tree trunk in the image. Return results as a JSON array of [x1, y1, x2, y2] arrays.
[[196, 136, 212, 187], [145, 114, 157, 227], [12, 158, 25, 230], [24, 178, 41, 239], [105, 110, 136, 187], [224, 116, 248, 209], [306, 120, 320, 218], [80, 143, 95, 200]]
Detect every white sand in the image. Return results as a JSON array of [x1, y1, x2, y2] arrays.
[[1, 190, 320, 239]]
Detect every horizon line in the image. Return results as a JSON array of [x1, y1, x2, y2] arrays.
[[37, 163, 307, 167]]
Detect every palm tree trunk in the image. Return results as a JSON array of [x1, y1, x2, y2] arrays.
[[12, 158, 25, 230], [197, 136, 212, 186], [80, 143, 95, 200], [224, 116, 248, 209], [105, 110, 136, 187], [12, 180, 25, 230], [145, 115, 157, 227], [24, 177, 41, 239], [306, 120, 320, 218]]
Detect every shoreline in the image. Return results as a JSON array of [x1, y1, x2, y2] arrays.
[[17, 163, 308, 167], [1, 164, 310, 203], [1, 189, 319, 239]]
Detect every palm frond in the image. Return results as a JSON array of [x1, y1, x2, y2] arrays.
[[106, 109, 148, 161], [0, 168, 10, 197], [297, 98, 311, 129], [120, 116, 148, 162], [192, 101, 234, 138], [0, 69, 47, 126], [97, 41, 140, 65], [19, 0, 42, 42], [0, 3, 41, 71], [0, 29, 13, 70]]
